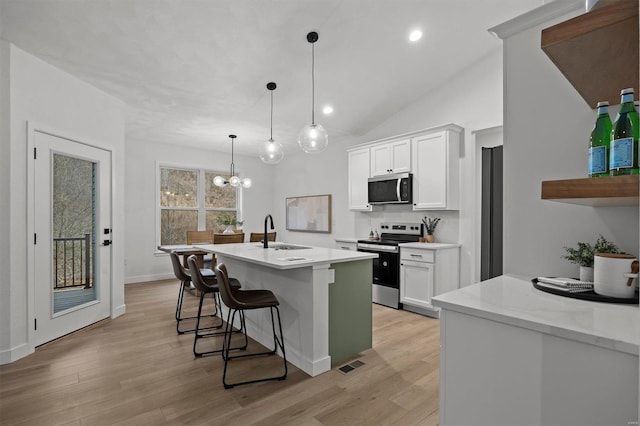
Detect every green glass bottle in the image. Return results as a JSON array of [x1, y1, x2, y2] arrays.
[[610, 88, 639, 175], [588, 101, 612, 177]]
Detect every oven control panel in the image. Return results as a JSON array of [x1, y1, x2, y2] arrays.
[[379, 222, 422, 235]]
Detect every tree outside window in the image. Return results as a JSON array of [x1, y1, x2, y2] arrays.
[[159, 167, 237, 245]]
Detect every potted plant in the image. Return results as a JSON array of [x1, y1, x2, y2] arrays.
[[421, 217, 441, 243], [562, 235, 621, 281], [216, 213, 243, 234]]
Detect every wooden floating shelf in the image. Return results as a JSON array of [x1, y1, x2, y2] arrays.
[[541, 0, 639, 108], [541, 175, 639, 206]]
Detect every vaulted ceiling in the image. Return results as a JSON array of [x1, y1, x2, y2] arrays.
[[0, 0, 544, 155]]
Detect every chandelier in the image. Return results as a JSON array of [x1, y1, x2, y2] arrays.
[[213, 135, 252, 188]]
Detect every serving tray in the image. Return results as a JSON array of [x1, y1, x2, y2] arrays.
[[531, 278, 638, 304]]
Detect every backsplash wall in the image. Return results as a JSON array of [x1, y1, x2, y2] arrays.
[[354, 206, 460, 243]]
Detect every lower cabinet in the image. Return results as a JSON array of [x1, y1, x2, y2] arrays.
[[400, 259, 435, 308], [400, 245, 460, 317], [334, 240, 357, 251]]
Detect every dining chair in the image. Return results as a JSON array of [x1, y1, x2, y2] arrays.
[[249, 232, 276, 243], [213, 233, 245, 244], [187, 255, 246, 357], [187, 230, 214, 244], [214, 263, 287, 389], [187, 230, 215, 267]]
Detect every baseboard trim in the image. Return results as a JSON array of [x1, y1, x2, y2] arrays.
[[0, 342, 32, 365], [112, 303, 126, 318], [125, 273, 174, 284]]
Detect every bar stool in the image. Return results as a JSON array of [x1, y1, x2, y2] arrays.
[[170, 251, 218, 334], [187, 255, 246, 357], [214, 263, 287, 388]]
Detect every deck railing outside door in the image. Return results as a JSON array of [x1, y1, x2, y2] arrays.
[[53, 233, 92, 289]]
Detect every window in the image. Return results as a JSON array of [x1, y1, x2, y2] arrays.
[[159, 166, 238, 245]]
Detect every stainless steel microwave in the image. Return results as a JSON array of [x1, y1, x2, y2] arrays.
[[367, 173, 413, 205]]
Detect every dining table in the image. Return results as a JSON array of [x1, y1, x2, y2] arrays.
[[157, 244, 211, 269]]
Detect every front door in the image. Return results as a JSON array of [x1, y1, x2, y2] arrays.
[[33, 130, 112, 346]]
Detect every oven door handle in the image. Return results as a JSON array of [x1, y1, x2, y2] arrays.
[[357, 243, 398, 253]]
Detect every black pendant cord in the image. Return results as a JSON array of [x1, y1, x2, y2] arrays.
[[230, 136, 235, 177], [311, 42, 315, 126], [270, 89, 274, 141]]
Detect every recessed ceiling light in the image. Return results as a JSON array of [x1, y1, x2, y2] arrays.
[[323, 105, 333, 115], [409, 29, 422, 42]]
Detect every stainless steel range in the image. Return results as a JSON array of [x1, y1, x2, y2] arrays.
[[357, 222, 422, 309]]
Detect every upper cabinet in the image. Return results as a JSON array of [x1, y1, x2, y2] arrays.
[[348, 147, 372, 211], [541, 0, 638, 108], [347, 124, 462, 211], [412, 127, 461, 210], [370, 139, 411, 176]]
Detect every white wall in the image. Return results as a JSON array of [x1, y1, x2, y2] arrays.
[[124, 139, 275, 283], [0, 41, 11, 356], [0, 44, 125, 364], [501, 8, 639, 277]]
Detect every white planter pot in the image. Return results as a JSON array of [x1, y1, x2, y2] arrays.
[[579, 266, 594, 282]]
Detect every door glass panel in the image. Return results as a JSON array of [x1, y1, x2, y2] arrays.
[[52, 154, 97, 314]]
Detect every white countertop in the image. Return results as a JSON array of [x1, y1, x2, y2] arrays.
[[334, 237, 358, 243], [399, 242, 461, 250], [195, 242, 377, 270], [432, 274, 640, 355]]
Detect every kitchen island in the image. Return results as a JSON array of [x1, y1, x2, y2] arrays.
[[432, 274, 639, 426], [197, 242, 377, 377]]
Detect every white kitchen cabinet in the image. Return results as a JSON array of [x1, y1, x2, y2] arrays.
[[411, 127, 461, 210], [370, 138, 411, 176], [334, 239, 357, 251], [347, 124, 462, 212], [347, 147, 372, 211], [432, 275, 639, 426], [399, 244, 460, 317]]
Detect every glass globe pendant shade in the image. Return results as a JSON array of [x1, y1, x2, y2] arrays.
[[260, 138, 284, 164], [213, 175, 226, 187], [241, 178, 252, 188], [228, 175, 241, 187], [298, 123, 328, 153]]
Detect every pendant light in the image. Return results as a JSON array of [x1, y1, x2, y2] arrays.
[[298, 31, 328, 154], [213, 135, 252, 188], [259, 82, 284, 164]]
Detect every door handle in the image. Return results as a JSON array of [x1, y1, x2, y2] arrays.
[[102, 240, 112, 246]]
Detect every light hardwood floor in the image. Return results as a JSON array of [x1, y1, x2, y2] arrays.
[[0, 279, 440, 425]]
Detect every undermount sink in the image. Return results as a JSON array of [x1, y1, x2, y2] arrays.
[[255, 243, 311, 250], [273, 244, 311, 250]]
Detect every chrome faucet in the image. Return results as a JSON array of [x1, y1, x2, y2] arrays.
[[263, 214, 274, 248]]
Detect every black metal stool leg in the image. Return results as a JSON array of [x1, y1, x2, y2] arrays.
[[221, 306, 287, 389], [177, 287, 220, 335], [193, 293, 247, 357]]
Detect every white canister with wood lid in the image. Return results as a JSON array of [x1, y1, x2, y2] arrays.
[[593, 253, 639, 298]]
